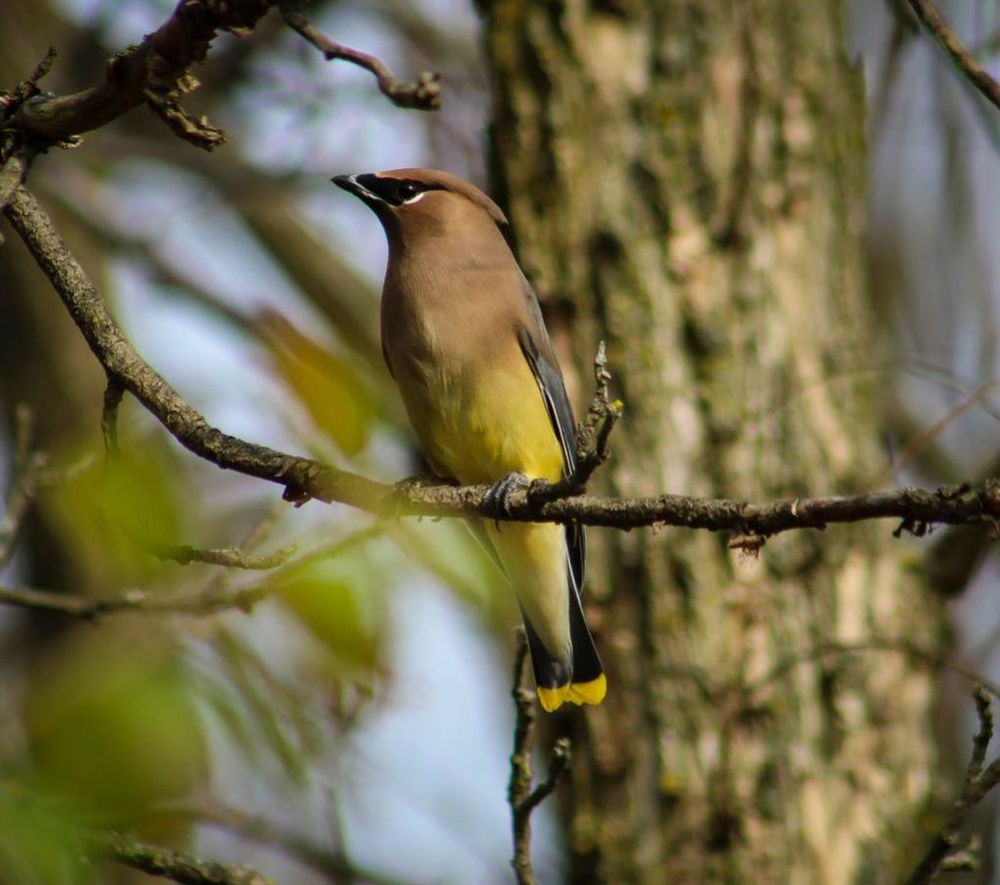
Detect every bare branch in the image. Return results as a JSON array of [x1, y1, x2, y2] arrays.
[[550, 340, 622, 495], [0, 581, 271, 618], [508, 632, 572, 884], [6, 1, 278, 149], [906, 0, 1000, 112], [91, 830, 269, 885], [0, 46, 57, 115], [523, 738, 571, 815], [508, 635, 538, 885], [8, 181, 1000, 548], [151, 542, 296, 570], [3, 0, 442, 151], [151, 802, 410, 885], [2, 182, 383, 509], [906, 687, 1000, 883], [0, 523, 374, 619], [280, 2, 441, 110]]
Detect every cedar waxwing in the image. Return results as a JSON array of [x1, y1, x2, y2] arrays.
[[333, 168, 605, 712]]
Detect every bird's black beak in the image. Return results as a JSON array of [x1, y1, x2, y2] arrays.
[[333, 174, 372, 201], [331, 174, 355, 191]]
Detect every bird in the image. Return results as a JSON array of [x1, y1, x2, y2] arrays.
[[333, 168, 605, 712]]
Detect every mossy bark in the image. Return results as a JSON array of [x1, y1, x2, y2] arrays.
[[481, 1, 944, 881]]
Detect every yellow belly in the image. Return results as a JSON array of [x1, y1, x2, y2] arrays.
[[394, 347, 575, 665], [401, 359, 565, 486]]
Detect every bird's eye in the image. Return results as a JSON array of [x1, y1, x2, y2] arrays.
[[396, 182, 421, 203]]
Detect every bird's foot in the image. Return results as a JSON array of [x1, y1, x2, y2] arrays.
[[483, 472, 531, 520]]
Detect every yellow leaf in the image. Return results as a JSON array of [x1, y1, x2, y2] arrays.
[[257, 309, 372, 457], [277, 570, 381, 673]]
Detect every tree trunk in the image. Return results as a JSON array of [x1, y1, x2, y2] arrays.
[[481, 1, 945, 880]]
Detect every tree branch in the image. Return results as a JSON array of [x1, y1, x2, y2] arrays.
[[151, 543, 296, 570], [906, 0, 1000, 112], [151, 802, 409, 885], [551, 340, 621, 495], [507, 633, 572, 885], [91, 830, 269, 885], [2, 182, 383, 508], [0, 524, 374, 619], [906, 687, 1000, 883], [3, 0, 441, 150], [0, 580, 270, 618], [7, 1, 279, 149], [6, 181, 1000, 549], [280, 2, 441, 110]]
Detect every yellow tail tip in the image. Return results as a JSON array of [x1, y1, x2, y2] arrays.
[[536, 674, 607, 713]]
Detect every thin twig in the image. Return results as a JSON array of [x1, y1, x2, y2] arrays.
[[906, 0, 1000, 112], [546, 340, 622, 497], [281, 2, 441, 110], [0, 524, 376, 619], [91, 830, 269, 885], [149, 802, 409, 885], [508, 634, 538, 885], [104, 494, 295, 572], [0, 582, 259, 618], [151, 543, 296, 570], [508, 632, 572, 885], [906, 686, 1000, 883], [0, 47, 58, 116]]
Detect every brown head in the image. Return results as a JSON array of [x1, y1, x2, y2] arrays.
[[332, 168, 511, 259]]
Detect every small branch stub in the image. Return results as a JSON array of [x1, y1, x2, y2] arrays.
[[537, 341, 621, 502]]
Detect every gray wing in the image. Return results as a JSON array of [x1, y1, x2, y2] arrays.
[[514, 274, 586, 592]]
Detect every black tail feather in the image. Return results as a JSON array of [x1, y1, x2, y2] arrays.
[[521, 587, 605, 711]]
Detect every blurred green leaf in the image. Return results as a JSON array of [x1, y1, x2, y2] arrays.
[[0, 786, 89, 885], [99, 451, 183, 547], [279, 574, 381, 673], [42, 446, 184, 586], [256, 308, 373, 457], [23, 633, 204, 823]]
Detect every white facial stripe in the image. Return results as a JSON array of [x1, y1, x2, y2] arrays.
[[401, 190, 426, 206], [348, 175, 381, 202]]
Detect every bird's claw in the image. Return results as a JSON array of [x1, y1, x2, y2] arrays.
[[483, 472, 531, 523]]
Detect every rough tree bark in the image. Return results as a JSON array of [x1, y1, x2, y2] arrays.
[[482, 1, 945, 881]]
